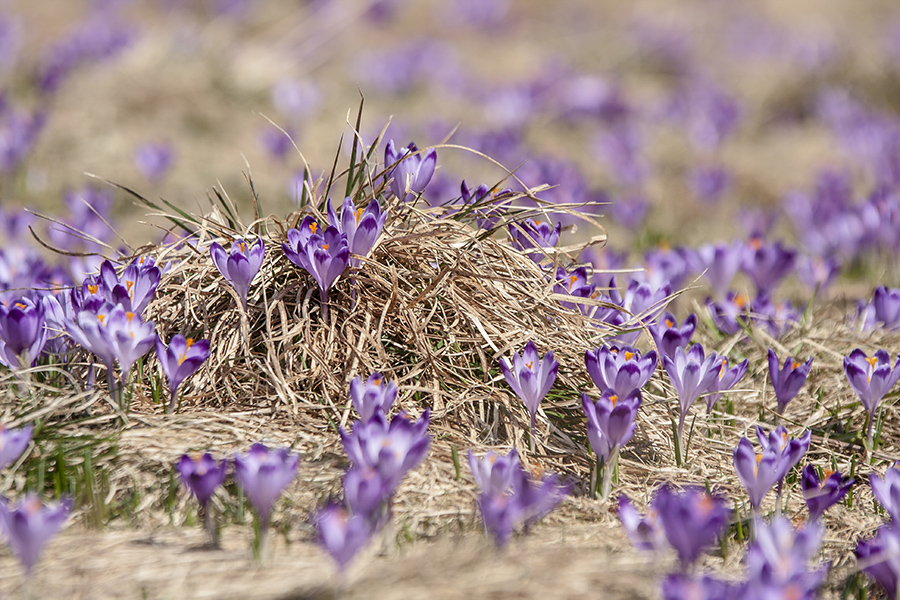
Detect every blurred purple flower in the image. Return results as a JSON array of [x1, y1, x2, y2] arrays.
[[0, 424, 32, 470], [648, 313, 696, 360], [695, 242, 743, 299], [258, 126, 295, 161], [233, 443, 299, 528], [271, 79, 319, 122], [349, 372, 397, 422], [661, 574, 730, 600], [689, 165, 731, 204], [596, 125, 648, 188], [582, 389, 641, 467], [795, 255, 841, 292], [843, 349, 900, 447], [553, 266, 595, 314], [741, 236, 796, 295], [745, 516, 826, 597], [705, 356, 749, 413], [654, 485, 731, 569], [873, 286, 900, 330], [0, 108, 44, 174], [584, 345, 657, 397], [384, 141, 437, 203], [459, 181, 508, 230], [733, 437, 781, 510], [176, 453, 227, 507], [133, 142, 173, 182], [707, 292, 751, 335], [315, 503, 375, 571], [156, 334, 210, 412], [508, 219, 561, 263], [342, 467, 391, 520], [0, 495, 71, 573], [871, 463, 900, 523], [768, 349, 813, 415], [0, 297, 48, 369], [751, 295, 800, 339], [210, 238, 264, 311], [756, 425, 811, 482], [468, 448, 519, 497], [801, 465, 852, 521], [499, 341, 558, 436], [618, 495, 664, 552], [326, 197, 385, 268], [857, 524, 900, 600], [609, 194, 650, 230]]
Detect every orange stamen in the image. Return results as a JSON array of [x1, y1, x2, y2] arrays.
[[323, 243, 330, 251], [355, 207, 364, 223], [88, 284, 99, 295], [624, 351, 635, 361], [609, 394, 619, 407], [309, 222, 318, 234], [238, 241, 246, 253]]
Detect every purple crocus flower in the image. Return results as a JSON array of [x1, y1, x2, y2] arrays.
[[327, 197, 386, 267], [342, 467, 391, 519], [768, 349, 813, 415], [707, 292, 751, 335], [315, 503, 375, 571], [156, 335, 211, 413], [653, 485, 731, 569], [648, 313, 696, 360], [553, 266, 595, 314], [661, 574, 730, 600], [843, 349, 900, 448], [796, 255, 841, 292], [582, 390, 641, 464], [133, 142, 173, 182], [857, 525, 900, 600], [509, 466, 572, 526], [0, 495, 71, 573], [459, 181, 507, 229], [99, 259, 160, 315], [0, 297, 48, 369], [741, 236, 797, 295], [176, 453, 227, 507], [757, 425, 811, 482], [871, 463, 900, 523], [801, 465, 853, 521], [384, 140, 437, 202], [233, 443, 299, 529], [733, 437, 781, 511], [689, 164, 731, 204], [499, 341, 558, 438], [340, 410, 430, 493], [663, 344, 720, 461], [584, 345, 657, 398], [209, 238, 265, 311], [282, 222, 349, 322], [873, 286, 900, 330], [705, 356, 749, 413], [349, 372, 398, 422], [468, 448, 519, 497], [0, 424, 32, 469], [745, 516, 826, 596], [618, 495, 665, 552], [508, 219, 562, 263]]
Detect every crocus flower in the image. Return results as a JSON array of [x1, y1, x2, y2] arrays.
[[0, 424, 32, 469], [745, 516, 826, 596], [508, 219, 562, 263], [315, 503, 376, 571], [857, 525, 900, 600], [553, 266, 595, 314], [618, 495, 665, 552], [800, 465, 853, 521], [233, 443, 299, 529], [99, 258, 160, 315], [342, 467, 391, 520], [843, 349, 900, 448], [733, 437, 781, 511], [0, 495, 72, 573], [468, 448, 520, 497], [871, 463, 900, 523], [349, 372, 398, 422], [459, 180, 507, 229], [695, 242, 742, 299], [661, 574, 730, 600], [384, 140, 436, 202], [756, 425, 811, 482], [133, 142, 173, 182], [156, 334, 210, 412], [768, 349, 813, 415], [741, 236, 796, 295], [582, 390, 641, 465], [663, 344, 720, 461], [653, 485, 731, 569], [176, 453, 227, 507], [585, 345, 657, 397], [327, 197, 386, 267], [648, 313, 696, 360], [705, 356, 749, 413], [340, 410, 430, 493], [499, 341, 558, 438], [873, 286, 900, 330], [209, 237, 265, 311], [707, 292, 751, 335], [0, 297, 48, 369], [283, 223, 349, 322]]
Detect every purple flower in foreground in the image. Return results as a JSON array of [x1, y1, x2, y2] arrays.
[[210, 238, 265, 311], [745, 516, 826, 597], [757, 425, 811, 482], [233, 443, 299, 527], [327, 197, 386, 267], [0, 297, 48, 369], [349, 372, 398, 422], [156, 335, 210, 412], [857, 525, 900, 600], [176, 453, 227, 507], [499, 341, 558, 437], [618, 495, 664, 552], [384, 140, 436, 202], [705, 356, 749, 413], [584, 345, 657, 398], [663, 344, 720, 461], [315, 503, 376, 571], [871, 464, 900, 524], [0, 424, 32, 469], [801, 465, 853, 521], [133, 142, 173, 182], [99, 259, 160, 315], [654, 485, 731, 568], [508, 219, 562, 263], [733, 437, 780, 510], [468, 448, 519, 497], [662, 574, 730, 600], [340, 411, 431, 493], [843, 349, 900, 447], [342, 467, 391, 519], [0, 495, 71, 573], [873, 286, 900, 330], [768, 349, 813, 415], [648, 313, 696, 360]]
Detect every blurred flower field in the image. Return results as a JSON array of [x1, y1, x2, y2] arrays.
[[3, 0, 900, 598]]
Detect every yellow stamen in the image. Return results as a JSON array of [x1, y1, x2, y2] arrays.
[[186, 338, 194, 349], [665, 318, 674, 327], [309, 222, 318, 234], [238, 241, 246, 253], [866, 356, 879, 368], [820, 470, 834, 489], [323, 243, 330, 251], [719, 359, 728, 380], [609, 394, 619, 407], [734, 294, 748, 309], [97, 314, 106, 325], [525, 361, 533, 370], [126, 312, 136, 322], [624, 351, 635, 361], [754, 453, 763, 477], [355, 207, 364, 223], [14, 302, 25, 309], [489, 455, 497, 464], [88, 284, 99, 295]]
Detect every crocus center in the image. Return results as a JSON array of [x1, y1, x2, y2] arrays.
[[698, 493, 714, 515], [791, 360, 801, 370], [88, 284, 99, 294], [624, 351, 635, 361], [734, 294, 748, 309], [489, 454, 497, 464], [14, 302, 25, 309], [525, 361, 533, 370], [665, 318, 674, 328], [322, 243, 330, 251], [373, 377, 381, 386], [186, 338, 194, 349], [866, 356, 878, 369], [750, 237, 763, 250], [355, 207, 364, 223], [25, 497, 42, 515], [97, 314, 106, 325], [238, 241, 246, 253], [126, 280, 135, 295], [719, 360, 728, 379], [309, 222, 318, 234], [126, 312, 136, 323], [568, 275, 577, 290], [609, 394, 619, 407], [821, 470, 834, 488], [754, 453, 763, 477]]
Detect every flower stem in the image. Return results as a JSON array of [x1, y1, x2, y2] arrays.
[[202, 501, 218, 548], [600, 448, 619, 501], [320, 287, 330, 324]]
